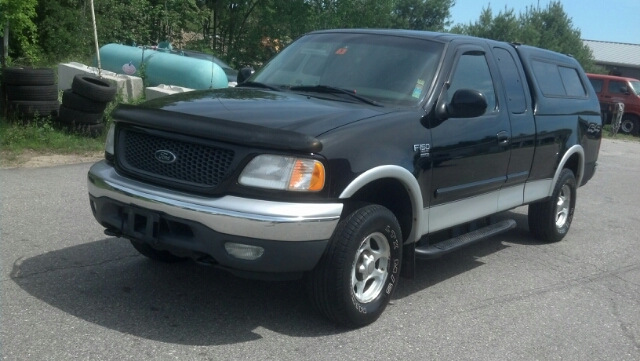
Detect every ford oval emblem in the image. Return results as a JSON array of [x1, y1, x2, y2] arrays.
[[155, 150, 177, 164]]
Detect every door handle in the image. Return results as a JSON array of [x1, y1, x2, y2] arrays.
[[497, 131, 510, 145]]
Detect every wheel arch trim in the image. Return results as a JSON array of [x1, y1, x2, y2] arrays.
[[550, 144, 584, 197], [338, 165, 423, 244]]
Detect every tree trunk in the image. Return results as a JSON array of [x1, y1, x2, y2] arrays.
[[2, 22, 8, 67]]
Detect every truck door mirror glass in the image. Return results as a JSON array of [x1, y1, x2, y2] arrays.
[[620, 86, 629, 95], [449, 89, 488, 118], [433, 88, 487, 123], [237, 67, 255, 83]]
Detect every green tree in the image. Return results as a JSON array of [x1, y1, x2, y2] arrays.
[[518, 2, 593, 69], [149, 0, 205, 46], [95, 0, 155, 46], [25, 0, 460, 68], [450, 6, 519, 42], [0, 0, 40, 63], [450, 1, 594, 70], [36, 0, 92, 63], [337, 0, 395, 29], [392, 0, 455, 31]]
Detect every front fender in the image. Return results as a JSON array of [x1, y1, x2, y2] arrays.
[[339, 165, 424, 244]]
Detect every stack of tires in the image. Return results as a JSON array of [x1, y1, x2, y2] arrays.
[[4, 68, 59, 121], [58, 74, 117, 137]]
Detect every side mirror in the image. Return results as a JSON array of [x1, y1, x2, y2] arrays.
[[449, 89, 488, 118], [237, 67, 255, 84], [435, 88, 488, 121], [620, 86, 629, 95]]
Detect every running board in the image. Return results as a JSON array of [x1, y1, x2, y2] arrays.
[[415, 219, 517, 259]]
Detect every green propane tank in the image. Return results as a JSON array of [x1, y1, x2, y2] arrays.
[[95, 44, 227, 90]]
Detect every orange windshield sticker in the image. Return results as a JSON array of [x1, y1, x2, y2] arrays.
[[335, 48, 348, 55]]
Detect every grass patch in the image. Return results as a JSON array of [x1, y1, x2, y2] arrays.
[[0, 116, 105, 158], [602, 125, 640, 142]]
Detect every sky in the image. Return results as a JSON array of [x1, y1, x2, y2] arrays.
[[449, 0, 640, 44]]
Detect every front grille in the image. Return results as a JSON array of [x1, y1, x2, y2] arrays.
[[119, 129, 235, 188]]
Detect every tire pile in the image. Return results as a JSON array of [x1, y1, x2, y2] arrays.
[[59, 74, 117, 137], [4, 67, 59, 121]]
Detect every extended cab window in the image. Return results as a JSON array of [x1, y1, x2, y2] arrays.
[[493, 47, 526, 114], [449, 53, 497, 113]]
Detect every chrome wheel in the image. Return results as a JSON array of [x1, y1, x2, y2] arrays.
[[555, 184, 571, 228], [351, 232, 390, 303]]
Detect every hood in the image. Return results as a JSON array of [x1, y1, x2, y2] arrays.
[[139, 87, 393, 137]]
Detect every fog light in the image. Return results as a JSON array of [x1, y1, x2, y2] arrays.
[[224, 242, 264, 260]]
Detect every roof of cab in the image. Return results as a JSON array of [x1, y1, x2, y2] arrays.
[[308, 28, 486, 43]]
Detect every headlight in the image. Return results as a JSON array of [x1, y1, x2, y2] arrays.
[[239, 154, 325, 192], [105, 122, 116, 156]]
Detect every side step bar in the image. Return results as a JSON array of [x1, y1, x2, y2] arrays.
[[415, 219, 517, 259]]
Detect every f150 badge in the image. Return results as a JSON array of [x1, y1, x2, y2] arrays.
[[414, 143, 430, 157]]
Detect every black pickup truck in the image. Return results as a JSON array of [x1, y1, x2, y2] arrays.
[[88, 29, 602, 327]]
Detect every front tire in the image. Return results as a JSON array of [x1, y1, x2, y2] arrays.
[[308, 205, 402, 328], [528, 169, 576, 242]]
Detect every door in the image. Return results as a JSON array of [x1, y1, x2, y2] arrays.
[[427, 45, 511, 232]]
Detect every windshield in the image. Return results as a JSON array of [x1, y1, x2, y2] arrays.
[[251, 32, 444, 106], [630, 81, 640, 95]]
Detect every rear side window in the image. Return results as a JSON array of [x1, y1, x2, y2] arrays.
[[531, 60, 586, 98], [589, 78, 603, 93], [493, 47, 526, 114]]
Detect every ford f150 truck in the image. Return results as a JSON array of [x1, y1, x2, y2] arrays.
[[88, 29, 602, 327]]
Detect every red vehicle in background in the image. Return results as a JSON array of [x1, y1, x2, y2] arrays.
[[587, 73, 640, 135]]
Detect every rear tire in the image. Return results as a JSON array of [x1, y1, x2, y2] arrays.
[[58, 104, 104, 125], [619, 115, 639, 136], [71, 74, 117, 103], [62, 89, 108, 113], [129, 240, 186, 263], [65, 123, 105, 138], [308, 205, 402, 328], [6, 85, 59, 101], [8, 100, 59, 120], [3, 67, 55, 86], [528, 169, 576, 242]]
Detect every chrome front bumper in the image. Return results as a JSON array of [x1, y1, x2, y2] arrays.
[[87, 161, 342, 242]]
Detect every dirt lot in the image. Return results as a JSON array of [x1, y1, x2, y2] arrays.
[[0, 150, 104, 169]]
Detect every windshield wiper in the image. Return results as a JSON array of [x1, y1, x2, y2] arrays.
[[289, 85, 383, 107], [236, 81, 281, 91]]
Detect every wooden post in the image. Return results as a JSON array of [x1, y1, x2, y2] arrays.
[[2, 22, 8, 67], [2, 22, 8, 119], [89, 0, 102, 76]]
